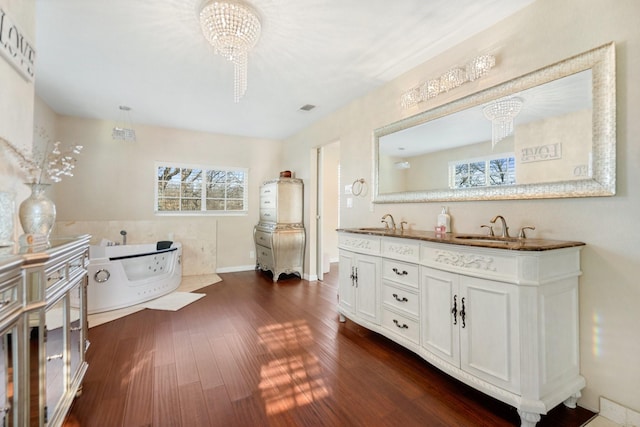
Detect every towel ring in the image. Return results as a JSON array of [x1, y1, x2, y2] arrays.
[[352, 178, 365, 196]]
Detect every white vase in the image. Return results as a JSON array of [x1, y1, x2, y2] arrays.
[[19, 183, 56, 238]]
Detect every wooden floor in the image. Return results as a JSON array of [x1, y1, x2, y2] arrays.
[[64, 265, 595, 426]]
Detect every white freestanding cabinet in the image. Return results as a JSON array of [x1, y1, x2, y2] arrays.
[[254, 178, 305, 281], [338, 230, 585, 427]]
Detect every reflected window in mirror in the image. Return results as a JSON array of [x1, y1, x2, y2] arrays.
[[450, 154, 516, 189]]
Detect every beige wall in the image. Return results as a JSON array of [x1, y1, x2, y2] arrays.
[[283, 0, 640, 414], [0, 0, 35, 240], [42, 113, 284, 274]]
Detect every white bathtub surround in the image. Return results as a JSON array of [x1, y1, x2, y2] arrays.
[[54, 219, 218, 276], [88, 274, 221, 327], [583, 397, 640, 427], [179, 273, 221, 292], [585, 417, 621, 427]]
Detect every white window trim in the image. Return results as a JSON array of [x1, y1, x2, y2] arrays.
[[154, 161, 249, 216]]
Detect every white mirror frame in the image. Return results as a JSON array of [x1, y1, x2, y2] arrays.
[[373, 42, 616, 203]]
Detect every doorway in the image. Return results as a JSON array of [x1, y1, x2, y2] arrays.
[[316, 141, 340, 281]]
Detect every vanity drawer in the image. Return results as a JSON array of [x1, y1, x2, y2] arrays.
[[338, 233, 381, 255], [382, 259, 419, 288], [382, 283, 419, 317], [382, 238, 420, 263], [381, 308, 419, 345], [254, 230, 273, 249], [0, 274, 22, 317]]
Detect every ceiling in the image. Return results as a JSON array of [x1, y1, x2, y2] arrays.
[[34, 0, 535, 140]]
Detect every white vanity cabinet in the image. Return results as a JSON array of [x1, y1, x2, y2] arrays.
[[337, 229, 585, 427]]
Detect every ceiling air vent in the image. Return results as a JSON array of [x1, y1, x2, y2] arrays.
[[299, 104, 316, 111]]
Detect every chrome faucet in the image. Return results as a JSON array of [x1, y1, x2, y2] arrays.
[[490, 215, 510, 238], [120, 230, 127, 245], [381, 214, 396, 231]]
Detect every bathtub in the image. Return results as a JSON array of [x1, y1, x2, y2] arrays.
[[87, 241, 182, 314]]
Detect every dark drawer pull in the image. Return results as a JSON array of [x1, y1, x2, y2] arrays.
[[392, 293, 408, 303], [393, 319, 409, 329], [392, 268, 408, 276]]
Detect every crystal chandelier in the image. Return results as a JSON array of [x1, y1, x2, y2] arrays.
[[483, 97, 524, 148], [199, 1, 261, 102]]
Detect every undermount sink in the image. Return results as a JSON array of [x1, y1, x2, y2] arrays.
[[356, 227, 392, 233], [454, 234, 520, 244]]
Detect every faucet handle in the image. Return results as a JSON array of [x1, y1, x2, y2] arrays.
[[400, 221, 408, 232], [481, 225, 494, 236], [518, 226, 536, 239]]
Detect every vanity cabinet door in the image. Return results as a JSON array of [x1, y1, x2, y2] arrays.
[[338, 251, 381, 324], [458, 276, 520, 394], [354, 254, 381, 324], [421, 267, 460, 366], [421, 267, 520, 393], [338, 251, 356, 315]]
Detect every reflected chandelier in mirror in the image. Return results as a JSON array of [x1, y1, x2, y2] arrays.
[[373, 42, 615, 203]]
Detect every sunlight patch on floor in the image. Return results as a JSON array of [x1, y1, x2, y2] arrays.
[[258, 321, 331, 415]]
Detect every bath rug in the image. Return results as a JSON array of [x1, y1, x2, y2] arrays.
[[142, 291, 205, 311], [88, 274, 222, 327]]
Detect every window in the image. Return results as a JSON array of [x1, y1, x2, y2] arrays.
[[155, 163, 248, 214], [449, 154, 516, 189]]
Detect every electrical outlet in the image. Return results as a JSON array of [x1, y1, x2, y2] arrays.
[[249, 250, 255, 259]]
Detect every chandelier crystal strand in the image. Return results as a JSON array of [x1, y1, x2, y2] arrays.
[[483, 97, 524, 148], [199, 1, 261, 102]]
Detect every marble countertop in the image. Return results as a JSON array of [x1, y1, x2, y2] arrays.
[[338, 228, 585, 251]]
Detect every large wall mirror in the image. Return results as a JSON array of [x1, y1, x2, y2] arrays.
[[373, 42, 615, 203]]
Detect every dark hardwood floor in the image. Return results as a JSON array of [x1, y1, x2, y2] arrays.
[[64, 265, 595, 426]]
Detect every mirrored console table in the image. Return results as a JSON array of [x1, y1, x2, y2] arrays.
[[0, 235, 90, 426]]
